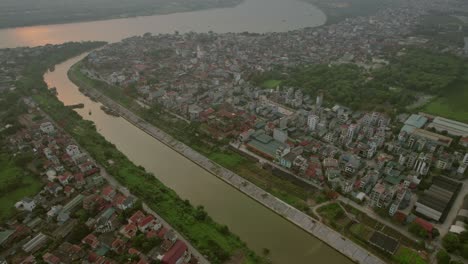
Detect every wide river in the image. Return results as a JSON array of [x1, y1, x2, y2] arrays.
[[3, 0, 352, 263]]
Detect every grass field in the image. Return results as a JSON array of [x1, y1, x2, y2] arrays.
[[261, 79, 282, 89], [423, 65, 468, 123], [393, 247, 427, 264], [0, 157, 42, 221]]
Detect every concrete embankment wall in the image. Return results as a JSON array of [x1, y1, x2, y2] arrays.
[[72, 75, 385, 264]]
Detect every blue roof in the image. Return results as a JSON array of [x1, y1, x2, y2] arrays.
[[404, 114, 427, 129]]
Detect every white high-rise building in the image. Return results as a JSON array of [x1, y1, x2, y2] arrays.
[[463, 153, 468, 166], [347, 124, 358, 139], [273, 128, 288, 143], [316, 92, 323, 108], [414, 153, 431, 176], [307, 115, 319, 131]]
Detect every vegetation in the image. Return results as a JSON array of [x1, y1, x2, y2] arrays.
[[317, 203, 345, 221], [422, 63, 468, 123], [251, 49, 466, 115], [261, 79, 282, 89], [305, 0, 398, 24], [414, 11, 468, 48], [394, 247, 427, 264], [440, 231, 468, 261], [0, 91, 43, 221], [436, 249, 451, 264], [14, 43, 264, 264], [0, 154, 42, 221], [408, 222, 429, 239], [443, 233, 461, 253]]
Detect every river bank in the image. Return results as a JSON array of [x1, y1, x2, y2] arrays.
[[68, 62, 385, 264]]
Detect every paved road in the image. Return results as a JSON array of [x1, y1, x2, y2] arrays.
[[338, 197, 420, 243]]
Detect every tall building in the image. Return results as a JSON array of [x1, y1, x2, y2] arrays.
[[316, 92, 323, 108], [273, 128, 288, 143], [307, 114, 319, 131], [347, 123, 358, 140], [463, 153, 468, 166], [414, 153, 431, 176]]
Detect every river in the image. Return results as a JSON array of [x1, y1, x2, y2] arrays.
[[4, 0, 353, 263], [0, 0, 325, 49]]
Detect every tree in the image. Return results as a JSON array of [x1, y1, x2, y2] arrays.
[[437, 249, 451, 264], [443, 233, 461, 253], [459, 231, 468, 243], [408, 223, 428, 239], [461, 244, 468, 259], [194, 205, 208, 221]]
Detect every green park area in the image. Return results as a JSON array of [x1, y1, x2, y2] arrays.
[[261, 79, 282, 89], [0, 155, 42, 221], [422, 64, 468, 123], [305, 0, 395, 24]]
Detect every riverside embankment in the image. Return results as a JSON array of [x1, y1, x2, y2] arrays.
[[68, 64, 385, 264]]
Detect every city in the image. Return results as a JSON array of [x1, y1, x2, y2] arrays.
[[0, 0, 468, 263]]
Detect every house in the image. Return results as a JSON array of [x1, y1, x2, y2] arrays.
[[40, 122, 55, 135], [120, 224, 138, 239], [78, 161, 96, 175], [81, 233, 100, 249], [111, 238, 125, 254], [94, 207, 116, 233], [162, 240, 188, 264], [42, 253, 61, 264], [58, 172, 73, 186], [64, 186, 75, 197], [65, 145, 80, 157], [46, 182, 63, 196], [101, 186, 116, 201], [129, 210, 145, 225], [113, 195, 136, 210], [74, 173, 85, 189], [138, 215, 158, 233], [22, 233, 48, 253], [15, 198, 36, 212], [0, 229, 14, 247], [414, 217, 433, 238]]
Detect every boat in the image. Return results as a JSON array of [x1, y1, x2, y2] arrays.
[[100, 105, 120, 117], [67, 103, 85, 109]]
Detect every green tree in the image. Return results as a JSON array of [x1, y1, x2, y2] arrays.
[[461, 244, 468, 259], [443, 233, 461, 253], [437, 249, 451, 264]]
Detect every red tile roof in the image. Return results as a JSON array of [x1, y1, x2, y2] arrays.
[[129, 210, 145, 224], [138, 215, 155, 228], [128, 248, 140, 255], [43, 253, 61, 264], [146, 230, 159, 239], [162, 240, 187, 264], [415, 217, 433, 232], [101, 186, 115, 197]]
